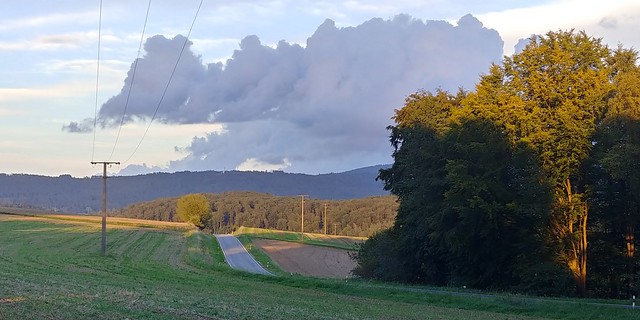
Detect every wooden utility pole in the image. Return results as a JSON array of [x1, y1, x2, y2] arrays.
[[298, 195, 307, 242], [333, 223, 338, 236], [323, 203, 327, 235], [91, 161, 119, 256]]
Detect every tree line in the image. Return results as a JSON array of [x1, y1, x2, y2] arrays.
[[113, 191, 398, 237], [353, 30, 640, 298], [0, 165, 388, 213]]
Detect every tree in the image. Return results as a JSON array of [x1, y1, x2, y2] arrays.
[[393, 88, 466, 133], [177, 193, 212, 230], [351, 228, 403, 280], [116, 191, 398, 237], [378, 124, 450, 283], [589, 114, 640, 297], [375, 117, 551, 288], [376, 89, 465, 283], [456, 30, 613, 294], [435, 119, 551, 288], [365, 81, 553, 288], [356, 29, 640, 297], [588, 46, 640, 296]]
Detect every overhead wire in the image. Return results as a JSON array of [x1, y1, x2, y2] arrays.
[[92, 0, 103, 162], [123, 0, 204, 164], [107, 0, 153, 161]]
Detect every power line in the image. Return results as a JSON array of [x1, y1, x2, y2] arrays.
[[108, 0, 153, 161], [92, 0, 103, 162], [123, 0, 204, 165]]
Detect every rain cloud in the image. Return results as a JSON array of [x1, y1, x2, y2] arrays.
[[65, 14, 504, 174]]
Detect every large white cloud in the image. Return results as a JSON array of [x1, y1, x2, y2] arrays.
[[65, 14, 503, 174]]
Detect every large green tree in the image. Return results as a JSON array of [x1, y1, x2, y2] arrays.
[[360, 30, 640, 296], [177, 193, 212, 230], [455, 30, 613, 294], [369, 110, 551, 288]]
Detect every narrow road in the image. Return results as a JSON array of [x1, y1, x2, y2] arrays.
[[214, 234, 272, 275]]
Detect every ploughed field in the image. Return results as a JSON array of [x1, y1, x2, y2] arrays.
[[234, 226, 360, 278], [253, 239, 356, 278], [0, 213, 637, 319]]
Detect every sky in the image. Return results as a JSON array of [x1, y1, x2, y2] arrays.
[[1, 0, 639, 177]]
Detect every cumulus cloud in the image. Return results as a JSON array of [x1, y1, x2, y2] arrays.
[[98, 34, 208, 127], [116, 163, 166, 176], [513, 36, 532, 54], [70, 14, 504, 174], [62, 119, 93, 133], [236, 157, 292, 172], [599, 16, 618, 29]]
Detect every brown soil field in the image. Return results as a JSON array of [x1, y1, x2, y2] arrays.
[[253, 239, 357, 278]]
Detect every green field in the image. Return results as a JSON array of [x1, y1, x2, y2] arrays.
[[1, 213, 639, 319]]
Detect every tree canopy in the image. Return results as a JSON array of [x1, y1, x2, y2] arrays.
[[355, 30, 640, 297], [114, 191, 398, 237], [176, 193, 212, 229]]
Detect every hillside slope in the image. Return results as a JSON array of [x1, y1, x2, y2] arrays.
[[0, 165, 389, 213], [115, 192, 397, 237]]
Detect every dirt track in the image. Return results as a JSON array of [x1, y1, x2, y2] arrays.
[[253, 239, 357, 278]]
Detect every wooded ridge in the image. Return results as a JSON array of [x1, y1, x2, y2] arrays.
[[0, 165, 389, 213], [114, 191, 398, 237]]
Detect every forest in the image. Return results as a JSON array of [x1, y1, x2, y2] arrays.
[[353, 30, 640, 298], [0, 165, 388, 213], [114, 191, 398, 237]]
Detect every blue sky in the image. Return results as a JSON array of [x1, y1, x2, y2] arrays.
[[1, 0, 639, 177]]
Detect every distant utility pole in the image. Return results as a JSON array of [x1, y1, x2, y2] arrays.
[[91, 161, 119, 256], [333, 223, 338, 236], [323, 203, 328, 235], [298, 195, 308, 242]]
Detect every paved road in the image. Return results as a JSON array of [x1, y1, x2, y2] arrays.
[[214, 234, 272, 275]]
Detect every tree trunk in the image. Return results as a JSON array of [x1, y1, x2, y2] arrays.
[[558, 178, 588, 296], [577, 203, 588, 295], [626, 223, 635, 296]]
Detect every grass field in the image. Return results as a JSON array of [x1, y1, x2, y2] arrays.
[[234, 226, 365, 250], [1, 213, 639, 319]]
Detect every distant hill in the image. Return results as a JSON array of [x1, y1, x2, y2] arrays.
[[114, 191, 398, 237], [0, 165, 390, 213]]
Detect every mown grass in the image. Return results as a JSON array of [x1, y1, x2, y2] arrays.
[[1, 213, 639, 319], [0, 207, 190, 232], [234, 226, 364, 250]]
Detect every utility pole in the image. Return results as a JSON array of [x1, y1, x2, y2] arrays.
[[298, 195, 307, 242], [91, 161, 119, 256], [333, 223, 338, 236], [323, 203, 327, 235]]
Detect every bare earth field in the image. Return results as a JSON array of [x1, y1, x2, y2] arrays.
[[253, 239, 357, 278]]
